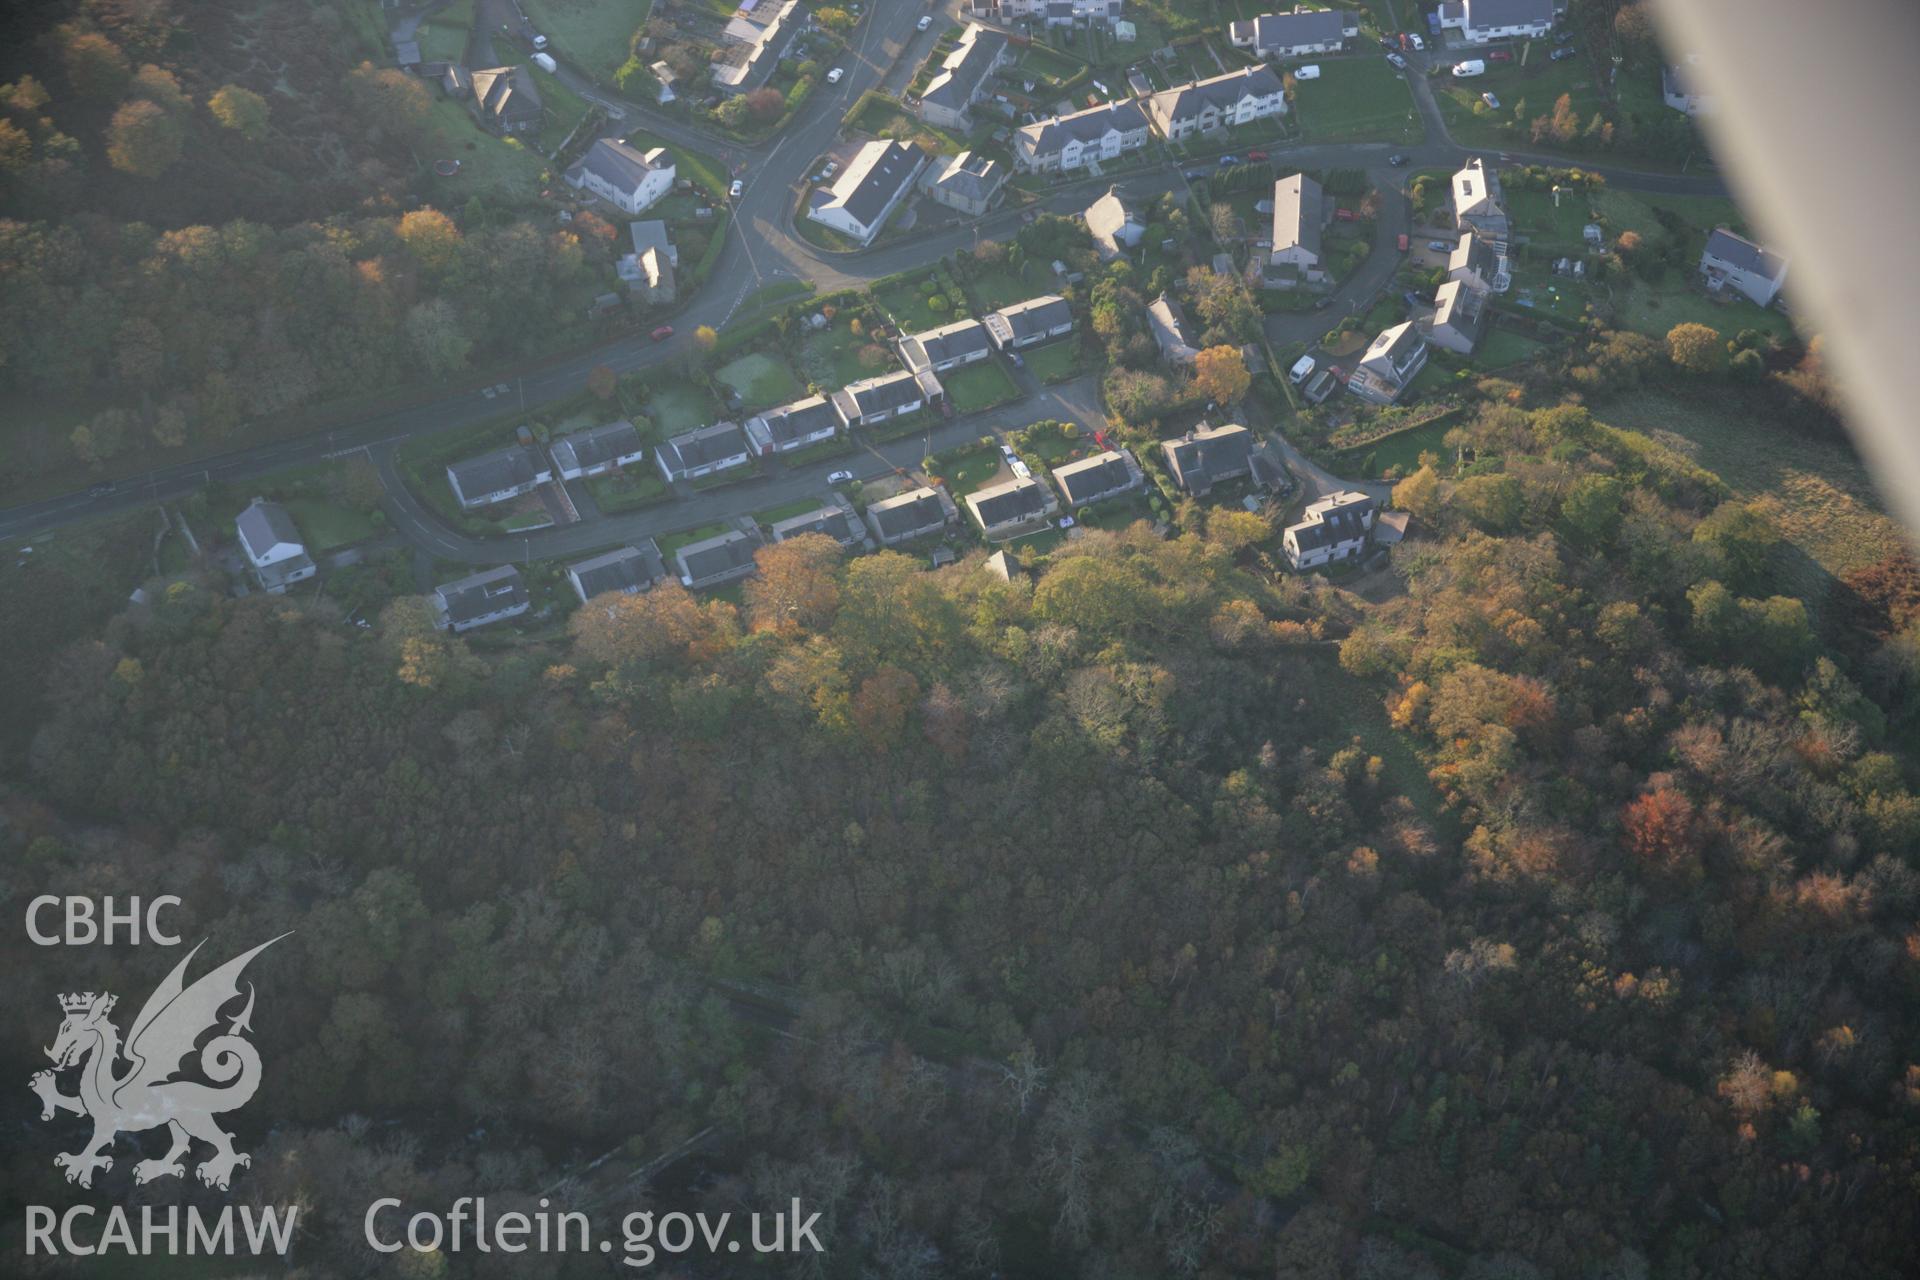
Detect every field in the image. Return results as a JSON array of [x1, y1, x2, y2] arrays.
[[1598, 389, 1906, 599], [644, 378, 722, 434], [527, 64, 594, 153], [1291, 59, 1418, 143], [284, 497, 380, 553], [714, 352, 805, 409], [943, 361, 1021, 414], [523, 0, 653, 82], [1432, 50, 1607, 150], [1617, 278, 1795, 343]]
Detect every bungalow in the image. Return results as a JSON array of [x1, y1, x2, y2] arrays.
[[1229, 8, 1359, 58], [676, 520, 764, 589], [898, 318, 993, 375], [768, 496, 871, 550], [1014, 100, 1151, 174], [434, 565, 530, 632], [1283, 489, 1375, 569], [550, 419, 646, 481], [922, 150, 1008, 216], [655, 421, 752, 483], [1161, 422, 1254, 495], [565, 139, 676, 215], [745, 395, 842, 455], [1050, 448, 1143, 509], [566, 542, 669, 603], [1425, 279, 1488, 354], [808, 139, 927, 246], [235, 498, 316, 594], [1437, 0, 1556, 45], [1452, 157, 1509, 246], [965, 476, 1057, 538], [467, 66, 542, 135], [1147, 292, 1201, 366], [864, 486, 956, 546], [1084, 185, 1146, 261], [984, 295, 1075, 350], [447, 443, 552, 510], [1347, 321, 1428, 404], [918, 24, 1011, 129], [1699, 228, 1789, 307], [831, 369, 944, 427], [1144, 65, 1288, 143], [1268, 172, 1325, 279]]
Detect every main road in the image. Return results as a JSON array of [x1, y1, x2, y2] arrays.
[[0, 17, 1730, 548]]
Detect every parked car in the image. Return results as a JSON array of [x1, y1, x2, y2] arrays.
[[1487, 50, 1513, 63], [822, 160, 838, 178], [1550, 46, 1578, 61], [532, 52, 557, 73], [1289, 355, 1316, 384], [1248, 149, 1269, 161], [1482, 91, 1501, 109], [1387, 153, 1408, 166], [1397, 233, 1409, 251], [1428, 239, 1454, 252], [1217, 154, 1239, 166], [1409, 33, 1424, 50], [1386, 52, 1408, 69], [650, 325, 674, 342], [729, 179, 744, 198], [1183, 168, 1210, 180], [916, 15, 932, 30], [1313, 295, 1335, 309], [1452, 60, 1485, 77], [531, 33, 547, 50], [826, 67, 844, 83], [827, 470, 854, 485]]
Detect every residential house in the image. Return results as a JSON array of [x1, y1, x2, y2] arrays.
[[234, 498, 316, 593], [768, 496, 872, 550], [1437, 0, 1556, 45], [1014, 100, 1151, 174], [566, 542, 669, 603], [970, 0, 1125, 24], [467, 66, 542, 135], [446, 444, 552, 510], [1662, 56, 1715, 117], [1347, 321, 1428, 404], [1161, 422, 1254, 495], [898, 318, 994, 375], [745, 395, 842, 456], [1448, 230, 1509, 294], [984, 295, 1075, 350], [1452, 157, 1509, 245], [965, 476, 1057, 538], [565, 139, 676, 215], [676, 519, 764, 589], [648, 61, 677, 104], [865, 486, 957, 546], [1283, 489, 1376, 569], [434, 566, 530, 632], [831, 369, 944, 427], [922, 150, 1008, 216], [1267, 172, 1325, 280], [710, 0, 800, 94], [1698, 228, 1789, 306], [550, 419, 646, 481], [617, 220, 679, 303], [1147, 292, 1201, 366], [983, 549, 1025, 581], [1144, 65, 1288, 143], [655, 421, 752, 483], [1229, 8, 1359, 58], [1084, 185, 1146, 260], [1050, 448, 1143, 509], [1425, 278, 1488, 354], [808, 139, 928, 245], [918, 24, 1011, 129]]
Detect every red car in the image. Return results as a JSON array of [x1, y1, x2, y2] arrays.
[[1248, 149, 1269, 161], [1397, 233, 1409, 252], [650, 325, 674, 342], [1487, 49, 1514, 62]]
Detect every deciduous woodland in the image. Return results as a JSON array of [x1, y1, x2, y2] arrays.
[[7, 386, 1920, 1277]]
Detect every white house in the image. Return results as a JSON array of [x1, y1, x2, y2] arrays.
[[1084, 185, 1146, 261], [1425, 278, 1489, 354], [434, 566, 530, 632], [918, 24, 1011, 129], [1452, 157, 1509, 245], [898, 318, 994, 375], [564, 139, 676, 215], [1014, 100, 1151, 174], [864, 486, 956, 546], [1229, 9, 1359, 58], [971, 0, 1125, 25], [831, 369, 944, 426], [745, 395, 843, 455], [1284, 490, 1375, 569], [655, 422, 751, 482], [984, 296, 1075, 350], [235, 498, 316, 593], [1347, 322, 1428, 404], [447, 444, 552, 509], [1699, 228, 1789, 307], [1144, 65, 1288, 143], [1268, 172, 1324, 279], [965, 476, 1057, 539], [1437, 0, 1556, 45], [808, 139, 927, 245], [550, 419, 646, 481]]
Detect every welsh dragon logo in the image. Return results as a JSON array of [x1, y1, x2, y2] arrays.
[[29, 935, 288, 1191]]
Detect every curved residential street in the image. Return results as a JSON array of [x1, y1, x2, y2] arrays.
[[0, 11, 1730, 558]]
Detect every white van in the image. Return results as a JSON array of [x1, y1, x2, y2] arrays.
[[1289, 355, 1316, 384], [532, 52, 557, 73], [1294, 64, 1321, 80], [1452, 60, 1486, 77]]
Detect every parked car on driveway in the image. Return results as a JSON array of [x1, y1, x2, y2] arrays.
[[1487, 50, 1513, 62], [1550, 46, 1578, 61], [1482, 91, 1501, 109], [1428, 239, 1453, 252], [1386, 52, 1408, 69], [1334, 208, 1357, 222]]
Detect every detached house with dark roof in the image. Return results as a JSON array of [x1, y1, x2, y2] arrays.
[[1438, 0, 1557, 45], [1014, 100, 1150, 174], [1267, 172, 1325, 280], [468, 66, 542, 135], [1162, 422, 1254, 495], [655, 421, 751, 483], [984, 296, 1075, 350], [898, 318, 993, 375], [1147, 292, 1201, 366], [831, 369, 944, 427], [675, 519, 764, 589], [434, 566, 530, 632], [865, 486, 957, 546], [1284, 490, 1375, 569], [918, 24, 1011, 129], [1348, 322, 1428, 405], [745, 396, 842, 456], [769, 495, 871, 551], [1699, 228, 1789, 307], [566, 542, 669, 603], [922, 150, 1008, 216], [550, 420, 646, 481], [235, 498, 316, 594], [1051, 448, 1143, 509], [565, 139, 675, 215], [1229, 9, 1359, 58], [447, 443, 553, 509], [1144, 65, 1288, 143], [808, 139, 927, 246], [965, 476, 1057, 539]]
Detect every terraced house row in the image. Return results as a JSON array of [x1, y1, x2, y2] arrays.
[[1014, 63, 1289, 173]]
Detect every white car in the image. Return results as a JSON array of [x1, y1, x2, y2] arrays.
[[827, 470, 855, 485], [729, 179, 744, 198], [917, 15, 932, 31], [826, 67, 844, 84]]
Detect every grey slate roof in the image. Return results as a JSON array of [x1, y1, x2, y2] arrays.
[[471, 66, 542, 125], [903, 318, 992, 366], [989, 295, 1074, 342], [770, 505, 864, 545], [438, 566, 528, 626], [835, 369, 925, 418], [822, 140, 923, 228], [1163, 423, 1254, 490], [552, 420, 644, 473], [754, 396, 841, 446], [921, 24, 1008, 113], [450, 444, 546, 496], [969, 476, 1049, 528], [569, 543, 666, 598], [629, 219, 677, 264], [868, 487, 948, 539], [1289, 505, 1367, 552], [1231, 9, 1354, 49], [660, 421, 748, 471], [1702, 228, 1786, 279], [1051, 450, 1136, 506], [1020, 99, 1149, 155], [1271, 172, 1323, 260], [568, 138, 671, 194], [236, 499, 302, 560], [926, 150, 1006, 204], [1149, 64, 1285, 126], [678, 529, 761, 582]]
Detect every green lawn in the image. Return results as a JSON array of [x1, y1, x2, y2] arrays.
[[645, 379, 722, 434], [1474, 327, 1546, 369], [847, 95, 969, 153], [523, 0, 652, 82], [924, 442, 1003, 493], [944, 361, 1021, 414], [587, 468, 672, 513], [966, 261, 1049, 311], [658, 522, 729, 557], [1617, 276, 1795, 343], [1341, 415, 1453, 478], [715, 352, 805, 409], [800, 323, 894, 387], [414, 11, 471, 65], [422, 98, 547, 200], [527, 64, 593, 154], [755, 496, 834, 525], [1432, 52, 1608, 151], [1075, 492, 1154, 530], [1023, 340, 1086, 384], [874, 269, 967, 332], [1016, 42, 1086, 86], [284, 497, 379, 553], [1291, 58, 1418, 143], [1507, 186, 1596, 255], [626, 129, 728, 197]]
